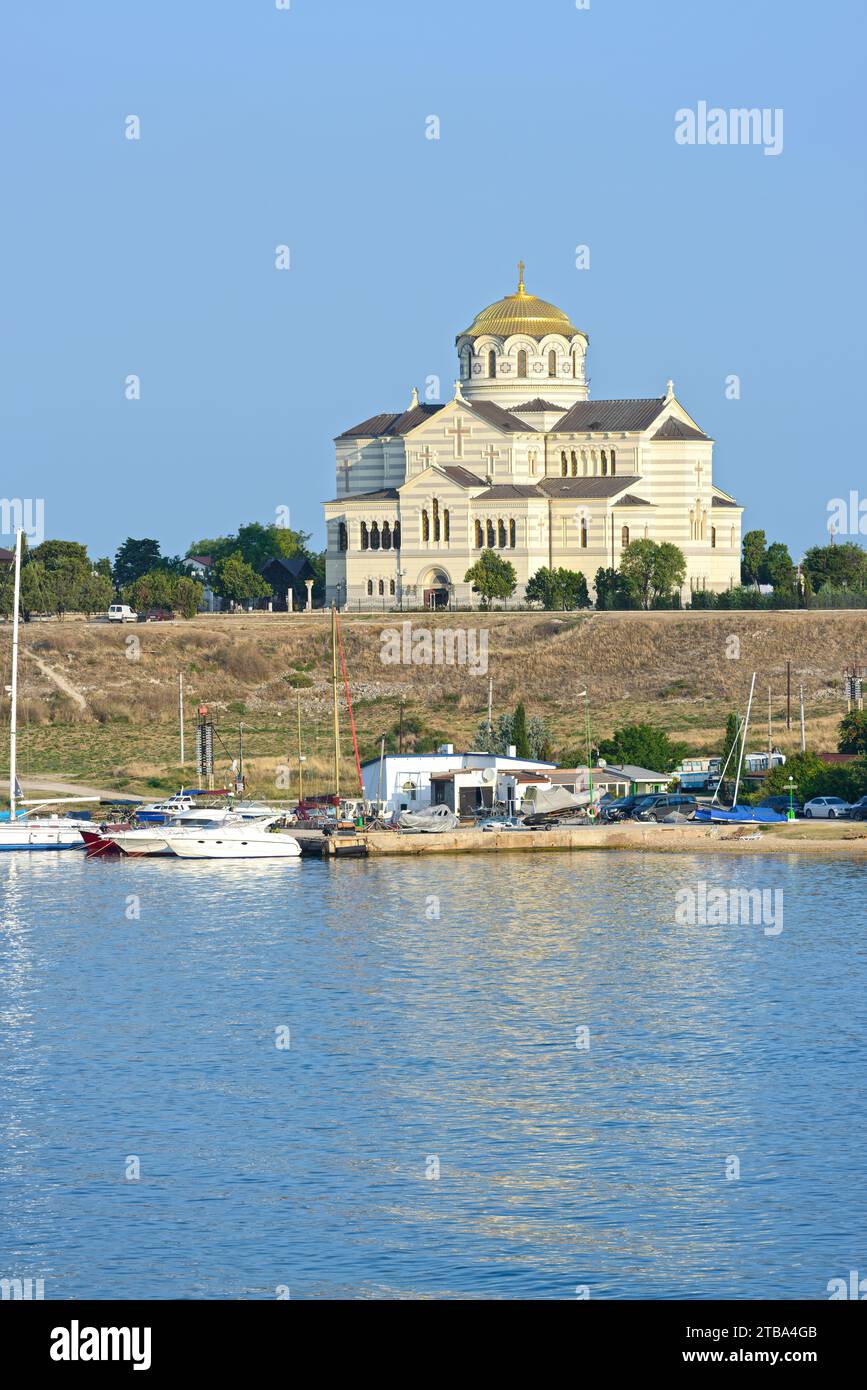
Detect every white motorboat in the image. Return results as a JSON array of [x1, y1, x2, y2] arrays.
[[159, 821, 302, 859]]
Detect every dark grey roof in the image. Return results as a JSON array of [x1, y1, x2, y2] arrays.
[[553, 398, 666, 433], [538, 477, 639, 499], [473, 484, 544, 500], [260, 554, 316, 580], [441, 465, 486, 487], [324, 488, 400, 504], [652, 415, 710, 441], [336, 404, 445, 440], [510, 398, 567, 412], [465, 399, 534, 433], [613, 493, 653, 507], [712, 495, 739, 507]]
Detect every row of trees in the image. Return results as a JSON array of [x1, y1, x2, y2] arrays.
[[0, 541, 115, 618], [464, 540, 688, 610]]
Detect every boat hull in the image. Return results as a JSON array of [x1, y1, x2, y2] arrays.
[[164, 833, 302, 859]]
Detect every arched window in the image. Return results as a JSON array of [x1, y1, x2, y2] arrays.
[[486, 520, 495, 548], [389, 578, 395, 595], [571, 450, 578, 476], [360, 521, 369, 551], [433, 497, 440, 542], [517, 349, 528, 377], [572, 349, 578, 377], [382, 521, 391, 550], [498, 519, 507, 548], [475, 519, 483, 547], [443, 509, 450, 543], [582, 450, 589, 476], [378, 578, 385, 595], [421, 509, 429, 542], [711, 526, 717, 549], [561, 450, 568, 477], [621, 526, 630, 547], [509, 519, 516, 548], [367, 578, 373, 596], [601, 451, 608, 477], [548, 349, 557, 377], [610, 449, 616, 476], [462, 349, 471, 379], [488, 350, 497, 378], [393, 520, 401, 550], [338, 521, 348, 551], [370, 521, 380, 550], [581, 518, 588, 548]]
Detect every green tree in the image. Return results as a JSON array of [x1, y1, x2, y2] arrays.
[[594, 566, 631, 610], [128, 569, 178, 612], [213, 551, 271, 606], [763, 541, 796, 594], [838, 710, 867, 754], [596, 722, 688, 774], [173, 576, 204, 619], [94, 557, 113, 581], [526, 566, 590, 610], [114, 538, 162, 588], [464, 549, 517, 607], [802, 542, 867, 593], [742, 530, 767, 586], [511, 701, 531, 758], [620, 540, 687, 609], [721, 711, 741, 768]]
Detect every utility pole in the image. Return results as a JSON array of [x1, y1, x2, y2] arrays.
[[799, 684, 806, 752], [786, 660, 791, 732], [297, 694, 304, 804], [768, 685, 772, 760], [331, 603, 340, 799], [398, 700, 404, 755], [179, 673, 185, 767], [487, 676, 493, 735]]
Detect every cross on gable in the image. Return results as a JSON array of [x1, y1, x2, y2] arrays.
[[418, 444, 435, 467], [445, 413, 472, 458], [695, 460, 705, 485], [482, 443, 500, 469]]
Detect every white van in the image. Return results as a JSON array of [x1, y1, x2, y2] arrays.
[[107, 604, 138, 623]]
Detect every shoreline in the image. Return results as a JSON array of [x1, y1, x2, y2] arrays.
[[324, 821, 867, 859]]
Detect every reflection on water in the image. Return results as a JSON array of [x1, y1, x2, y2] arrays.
[[0, 850, 864, 1299]]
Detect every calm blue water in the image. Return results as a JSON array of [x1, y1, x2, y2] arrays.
[[0, 849, 864, 1300]]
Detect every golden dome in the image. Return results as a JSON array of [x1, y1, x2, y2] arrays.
[[459, 262, 583, 340]]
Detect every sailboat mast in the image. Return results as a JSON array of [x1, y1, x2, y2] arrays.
[[331, 603, 340, 800], [9, 529, 22, 822], [731, 672, 756, 809]]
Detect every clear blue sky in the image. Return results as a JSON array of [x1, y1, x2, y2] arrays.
[[2, 0, 864, 561]]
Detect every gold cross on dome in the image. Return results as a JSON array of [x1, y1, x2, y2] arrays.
[[517, 260, 526, 293]]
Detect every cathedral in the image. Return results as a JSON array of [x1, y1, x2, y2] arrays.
[[324, 265, 742, 609]]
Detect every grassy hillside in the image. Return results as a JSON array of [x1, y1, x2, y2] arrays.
[[3, 609, 864, 799]]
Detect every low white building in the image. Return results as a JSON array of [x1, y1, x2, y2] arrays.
[[361, 749, 555, 816]]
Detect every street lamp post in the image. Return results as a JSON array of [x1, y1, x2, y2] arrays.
[[787, 774, 798, 822], [577, 688, 594, 816]]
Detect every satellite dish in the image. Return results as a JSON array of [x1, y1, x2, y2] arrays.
[[481, 768, 496, 783]]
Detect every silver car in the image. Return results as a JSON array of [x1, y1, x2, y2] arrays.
[[803, 796, 851, 819]]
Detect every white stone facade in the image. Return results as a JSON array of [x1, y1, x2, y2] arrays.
[[324, 275, 742, 608]]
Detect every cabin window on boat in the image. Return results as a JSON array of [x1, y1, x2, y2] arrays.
[[421, 509, 430, 542], [360, 521, 369, 550], [338, 521, 348, 551], [382, 521, 391, 550]]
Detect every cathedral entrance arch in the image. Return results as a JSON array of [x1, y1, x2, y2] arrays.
[[419, 567, 452, 610]]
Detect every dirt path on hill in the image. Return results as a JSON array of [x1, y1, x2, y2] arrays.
[[21, 648, 88, 710]]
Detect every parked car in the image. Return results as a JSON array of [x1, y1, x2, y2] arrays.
[[138, 608, 175, 622], [601, 795, 644, 822], [632, 793, 698, 822], [107, 603, 137, 623], [803, 796, 852, 819], [844, 796, 867, 821], [757, 794, 803, 817]]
